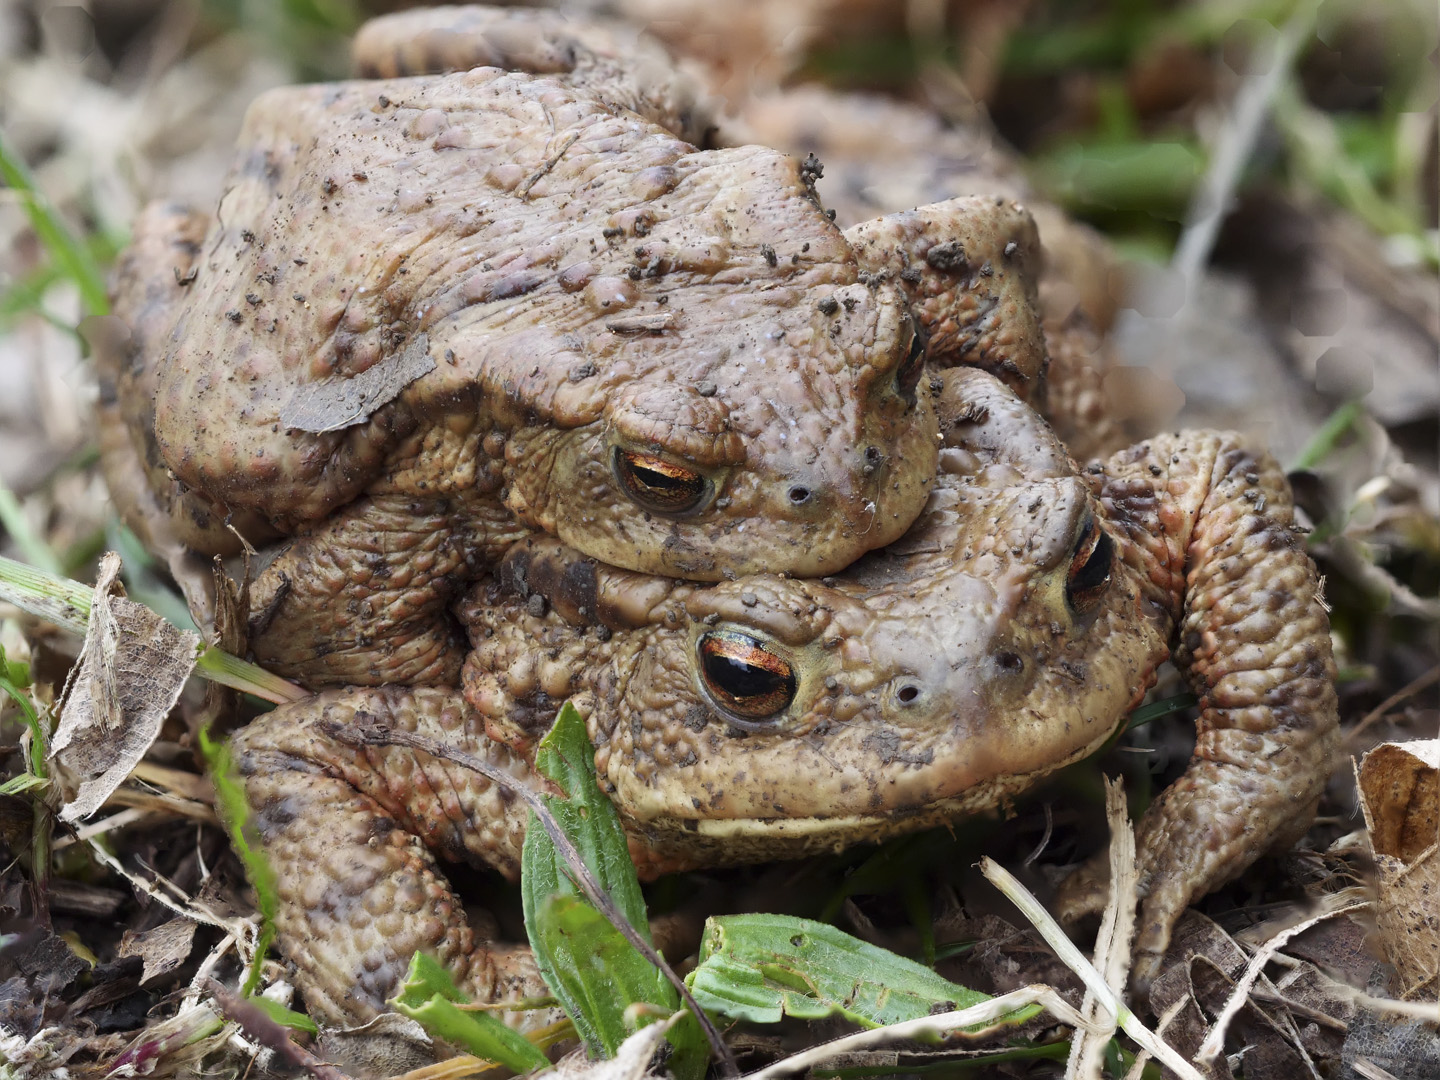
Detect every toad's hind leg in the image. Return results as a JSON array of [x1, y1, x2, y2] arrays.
[[351, 6, 715, 146], [231, 686, 546, 1025], [1054, 433, 1339, 990]]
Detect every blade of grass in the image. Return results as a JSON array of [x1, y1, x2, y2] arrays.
[[326, 715, 737, 1075], [200, 722, 279, 996], [0, 552, 306, 704], [0, 646, 52, 913], [0, 130, 109, 317], [1288, 399, 1366, 472], [0, 485, 63, 576]]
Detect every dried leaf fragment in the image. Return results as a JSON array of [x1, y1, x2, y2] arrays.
[[50, 552, 201, 822], [1357, 740, 1440, 998], [279, 332, 435, 433], [118, 917, 199, 984]]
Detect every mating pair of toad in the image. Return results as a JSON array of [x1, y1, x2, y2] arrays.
[[98, 6, 1338, 1026]]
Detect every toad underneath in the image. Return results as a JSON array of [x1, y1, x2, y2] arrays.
[[231, 366, 1338, 1023]]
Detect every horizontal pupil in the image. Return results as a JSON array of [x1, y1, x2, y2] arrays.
[[699, 632, 797, 719], [634, 465, 699, 493], [1070, 529, 1113, 595], [704, 652, 786, 699]]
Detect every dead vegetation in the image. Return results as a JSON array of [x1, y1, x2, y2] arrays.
[[1, 0, 1438, 1077]]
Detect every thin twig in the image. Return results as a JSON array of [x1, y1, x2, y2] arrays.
[[1344, 663, 1440, 749], [743, 985, 1093, 1080], [1196, 898, 1370, 1062], [203, 977, 353, 1080], [326, 718, 739, 1077], [978, 858, 1205, 1080]]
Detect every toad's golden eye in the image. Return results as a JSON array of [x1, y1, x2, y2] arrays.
[[895, 319, 926, 400], [1066, 517, 1114, 613], [614, 449, 709, 514], [698, 630, 797, 721]]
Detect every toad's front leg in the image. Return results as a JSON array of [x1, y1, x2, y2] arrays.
[[1054, 433, 1339, 988], [231, 686, 547, 1024]]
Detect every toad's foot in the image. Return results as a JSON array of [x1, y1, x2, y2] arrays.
[[231, 686, 547, 1025], [1053, 432, 1339, 990]]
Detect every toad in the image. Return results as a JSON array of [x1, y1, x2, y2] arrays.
[[98, 6, 1066, 689], [231, 366, 1337, 1024]]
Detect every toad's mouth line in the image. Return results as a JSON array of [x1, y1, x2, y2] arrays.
[[640, 733, 1116, 841]]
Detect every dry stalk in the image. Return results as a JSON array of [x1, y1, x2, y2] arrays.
[[1065, 777, 1137, 1080], [742, 985, 1093, 1080], [1196, 896, 1372, 1062], [978, 858, 1205, 1080]]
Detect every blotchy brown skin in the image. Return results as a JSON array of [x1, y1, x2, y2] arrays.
[[731, 86, 1125, 460], [232, 367, 1337, 1023], [99, 13, 959, 686]]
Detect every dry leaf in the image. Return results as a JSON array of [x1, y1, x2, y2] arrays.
[[551, 1013, 683, 1080], [118, 918, 199, 984], [50, 552, 201, 822], [314, 1013, 435, 1078], [1357, 740, 1440, 998], [279, 332, 435, 433]]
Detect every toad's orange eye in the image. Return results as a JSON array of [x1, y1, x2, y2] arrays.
[[895, 319, 926, 400], [1066, 518, 1114, 613], [698, 630, 797, 721], [614, 449, 709, 515]]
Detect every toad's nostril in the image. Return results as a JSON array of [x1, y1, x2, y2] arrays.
[[862, 446, 884, 477], [897, 684, 921, 704], [995, 651, 1024, 673], [788, 485, 812, 505]]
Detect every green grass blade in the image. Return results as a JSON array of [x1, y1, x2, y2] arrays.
[[1289, 399, 1366, 472], [520, 702, 706, 1078], [391, 952, 551, 1073], [199, 723, 278, 996], [0, 129, 110, 316], [0, 552, 306, 704]]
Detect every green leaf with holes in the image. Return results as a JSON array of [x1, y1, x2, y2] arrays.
[[686, 914, 1034, 1030]]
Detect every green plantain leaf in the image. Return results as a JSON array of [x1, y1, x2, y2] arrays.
[[687, 913, 1038, 1030], [521, 702, 705, 1079]]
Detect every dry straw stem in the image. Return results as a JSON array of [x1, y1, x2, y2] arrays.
[[1171, 0, 1322, 283], [390, 1056, 509, 1079], [741, 985, 1091, 1080], [1355, 994, 1440, 1024], [1064, 777, 1138, 1080], [1344, 664, 1440, 750], [1120, 997, 1190, 1080], [977, 858, 1205, 1080], [1195, 893, 1371, 1062]]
